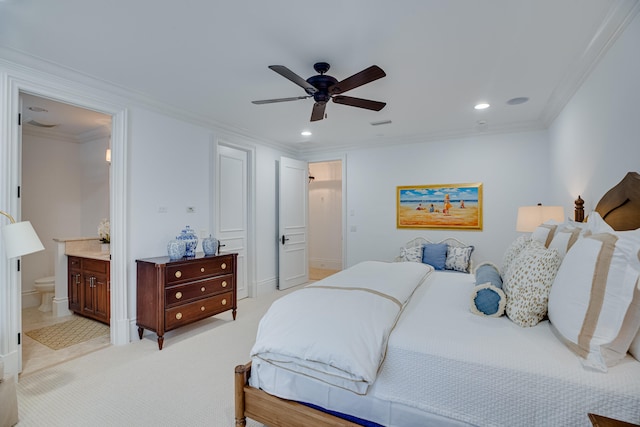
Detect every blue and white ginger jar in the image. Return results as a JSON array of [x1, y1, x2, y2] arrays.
[[167, 239, 186, 260], [177, 226, 198, 257], [202, 235, 218, 256]]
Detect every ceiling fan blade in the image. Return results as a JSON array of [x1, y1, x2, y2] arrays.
[[252, 96, 310, 105], [310, 102, 326, 121], [330, 65, 386, 95], [332, 95, 386, 111], [269, 65, 318, 94]]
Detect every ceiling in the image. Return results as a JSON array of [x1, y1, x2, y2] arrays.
[[1, 0, 637, 151]]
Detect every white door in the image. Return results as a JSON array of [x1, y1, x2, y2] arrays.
[[217, 145, 248, 299], [278, 156, 308, 290]]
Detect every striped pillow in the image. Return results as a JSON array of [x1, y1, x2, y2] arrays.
[[548, 230, 640, 371]]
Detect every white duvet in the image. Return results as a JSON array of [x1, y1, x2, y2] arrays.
[[250, 260, 432, 394]]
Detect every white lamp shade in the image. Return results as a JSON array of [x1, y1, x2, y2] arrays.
[[516, 205, 565, 232], [2, 221, 45, 259]]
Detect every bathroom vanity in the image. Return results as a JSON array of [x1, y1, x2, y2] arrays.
[[67, 255, 110, 325]]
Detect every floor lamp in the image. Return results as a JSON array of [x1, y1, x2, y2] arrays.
[[1, 210, 44, 259]]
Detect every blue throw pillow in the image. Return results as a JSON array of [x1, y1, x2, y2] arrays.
[[470, 262, 506, 317], [422, 243, 448, 270]]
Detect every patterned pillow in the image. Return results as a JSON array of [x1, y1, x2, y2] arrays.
[[501, 235, 531, 281], [445, 245, 474, 273], [548, 229, 640, 371], [504, 241, 562, 327], [399, 245, 422, 262]]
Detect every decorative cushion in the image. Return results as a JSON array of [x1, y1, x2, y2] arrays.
[[548, 229, 640, 371], [548, 226, 582, 260], [531, 221, 559, 248], [501, 235, 531, 278], [422, 243, 448, 270], [504, 241, 562, 327], [399, 245, 422, 263], [470, 262, 505, 317], [445, 245, 474, 273]]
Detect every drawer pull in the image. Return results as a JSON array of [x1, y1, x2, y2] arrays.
[[201, 306, 206, 311], [221, 298, 227, 306], [175, 270, 182, 279], [201, 286, 206, 292], [175, 291, 183, 300], [221, 263, 227, 269], [201, 267, 205, 272], [176, 312, 183, 320], [222, 281, 227, 288]]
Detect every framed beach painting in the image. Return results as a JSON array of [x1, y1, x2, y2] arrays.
[[397, 183, 483, 230]]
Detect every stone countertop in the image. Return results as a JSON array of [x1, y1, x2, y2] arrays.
[[65, 250, 111, 261]]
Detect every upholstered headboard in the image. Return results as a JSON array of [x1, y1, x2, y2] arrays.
[[594, 172, 640, 231]]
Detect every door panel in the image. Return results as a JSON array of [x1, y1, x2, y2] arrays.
[[278, 157, 308, 290], [217, 145, 248, 299]]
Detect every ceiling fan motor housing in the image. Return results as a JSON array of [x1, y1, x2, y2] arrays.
[[307, 74, 338, 103]]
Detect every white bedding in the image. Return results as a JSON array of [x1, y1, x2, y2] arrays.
[[250, 261, 432, 394], [251, 270, 640, 426]]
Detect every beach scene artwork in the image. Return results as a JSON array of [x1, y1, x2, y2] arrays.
[[397, 183, 483, 229]]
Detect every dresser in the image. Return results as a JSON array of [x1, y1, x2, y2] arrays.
[[136, 253, 237, 350]]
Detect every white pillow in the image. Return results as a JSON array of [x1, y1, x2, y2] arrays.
[[548, 229, 640, 371], [585, 211, 614, 235], [548, 226, 582, 260], [504, 241, 561, 327], [531, 221, 559, 248], [399, 245, 422, 263]]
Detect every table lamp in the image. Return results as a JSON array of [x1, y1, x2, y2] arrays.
[[1, 210, 45, 259], [516, 204, 565, 232]]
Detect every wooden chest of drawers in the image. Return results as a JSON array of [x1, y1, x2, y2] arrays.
[[136, 253, 237, 350]]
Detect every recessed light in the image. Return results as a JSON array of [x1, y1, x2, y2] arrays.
[[301, 131, 312, 136], [507, 97, 529, 105], [28, 106, 48, 113], [474, 103, 490, 110]]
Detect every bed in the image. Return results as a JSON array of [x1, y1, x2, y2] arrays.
[[235, 171, 640, 427]]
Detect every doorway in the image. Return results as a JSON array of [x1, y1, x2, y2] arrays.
[[308, 160, 343, 281], [19, 93, 112, 374]]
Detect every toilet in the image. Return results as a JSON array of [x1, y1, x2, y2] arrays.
[[34, 276, 55, 312]]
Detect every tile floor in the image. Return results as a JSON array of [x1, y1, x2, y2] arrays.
[[20, 307, 110, 377]]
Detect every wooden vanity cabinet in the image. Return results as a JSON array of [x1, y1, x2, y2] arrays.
[[136, 253, 237, 350], [67, 256, 110, 324]]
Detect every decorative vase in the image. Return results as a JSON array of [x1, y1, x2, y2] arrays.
[[167, 239, 186, 260], [177, 226, 198, 257], [202, 235, 218, 256]]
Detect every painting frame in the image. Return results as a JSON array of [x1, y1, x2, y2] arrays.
[[397, 182, 483, 230]]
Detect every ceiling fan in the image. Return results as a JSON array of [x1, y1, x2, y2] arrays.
[[252, 62, 386, 122]]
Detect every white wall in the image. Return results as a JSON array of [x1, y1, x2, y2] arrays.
[[549, 11, 640, 209], [339, 130, 551, 267]]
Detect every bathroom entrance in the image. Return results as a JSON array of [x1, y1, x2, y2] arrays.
[[19, 93, 113, 374]]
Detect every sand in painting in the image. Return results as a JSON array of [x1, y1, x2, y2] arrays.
[[398, 203, 479, 227]]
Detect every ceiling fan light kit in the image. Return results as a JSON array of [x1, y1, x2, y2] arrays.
[[252, 62, 386, 122]]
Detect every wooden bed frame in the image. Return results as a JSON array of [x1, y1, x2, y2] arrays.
[[235, 171, 640, 427]]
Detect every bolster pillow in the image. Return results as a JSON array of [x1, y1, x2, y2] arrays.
[[470, 262, 506, 317]]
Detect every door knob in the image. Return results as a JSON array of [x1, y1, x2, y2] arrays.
[[281, 235, 290, 245]]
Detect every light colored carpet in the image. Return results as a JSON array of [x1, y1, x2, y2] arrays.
[[25, 317, 110, 351], [17, 285, 299, 426]]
